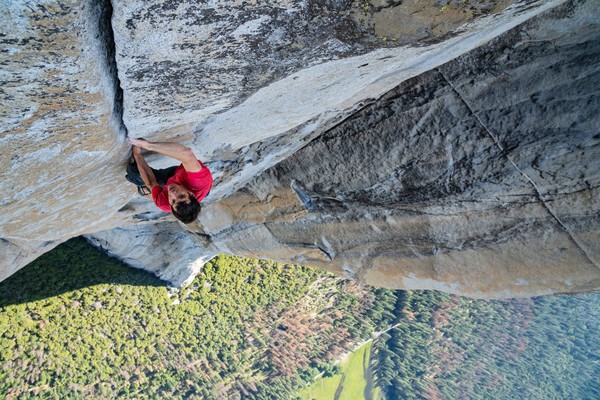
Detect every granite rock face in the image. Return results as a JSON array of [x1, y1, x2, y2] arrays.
[[1, 0, 598, 298], [111, 0, 509, 139], [203, 24, 600, 297], [111, 0, 562, 200], [0, 0, 131, 240]]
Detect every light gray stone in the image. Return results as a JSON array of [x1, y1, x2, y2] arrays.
[[112, 0, 563, 199], [0, 0, 131, 241]]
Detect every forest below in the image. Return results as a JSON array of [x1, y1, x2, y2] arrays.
[[370, 290, 599, 399], [1, 238, 598, 399]]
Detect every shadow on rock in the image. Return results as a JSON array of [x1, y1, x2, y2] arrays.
[[0, 237, 166, 307]]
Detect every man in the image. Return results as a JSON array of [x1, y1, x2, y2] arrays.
[[126, 138, 213, 224]]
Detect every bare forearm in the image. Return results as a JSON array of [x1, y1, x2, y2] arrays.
[[143, 141, 194, 163], [133, 152, 158, 188]]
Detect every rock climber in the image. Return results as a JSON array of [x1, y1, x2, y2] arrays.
[[125, 137, 213, 224]]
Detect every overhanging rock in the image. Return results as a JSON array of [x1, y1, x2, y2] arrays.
[[197, 0, 600, 298]]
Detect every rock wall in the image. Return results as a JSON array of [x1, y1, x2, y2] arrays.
[[0, 0, 131, 241], [1, 0, 598, 298], [204, 19, 600, 297]]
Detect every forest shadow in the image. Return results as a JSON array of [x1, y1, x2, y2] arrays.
[[0, 237, 167, 307]]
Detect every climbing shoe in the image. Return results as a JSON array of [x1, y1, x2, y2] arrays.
[[137, 185, 151, 196]]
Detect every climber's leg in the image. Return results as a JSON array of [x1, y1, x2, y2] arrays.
[[125, 159, 177, 196], [152, 165, 179, 186]]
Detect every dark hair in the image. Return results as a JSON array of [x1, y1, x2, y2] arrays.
[[171, 195, 201, 224]]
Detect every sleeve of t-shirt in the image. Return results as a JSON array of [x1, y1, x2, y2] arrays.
[[182, 163, 213, 198], [151, 186, 171, 212]]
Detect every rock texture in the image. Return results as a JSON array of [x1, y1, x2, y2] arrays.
[[110, 0, 513, 143], [0, 0, 131, 240], [1, 0, 598, 298], [111, 0, 563, 199]]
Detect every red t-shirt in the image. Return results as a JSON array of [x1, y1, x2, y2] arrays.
[[151, 162, 213, 212]]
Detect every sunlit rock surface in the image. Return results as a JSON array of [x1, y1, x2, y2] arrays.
[[0, 1, 131, 240], [1, 0, 598, 298]]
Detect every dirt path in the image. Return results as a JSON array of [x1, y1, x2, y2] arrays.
[[333, 374, 346, 400]]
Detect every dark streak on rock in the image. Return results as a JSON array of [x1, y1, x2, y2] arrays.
[[93, 0, 127, 137]]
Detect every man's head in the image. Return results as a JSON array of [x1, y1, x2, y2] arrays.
[[168, 183, 201, 224]]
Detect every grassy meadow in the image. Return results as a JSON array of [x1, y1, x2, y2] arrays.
[[299, 341, 381, 400]]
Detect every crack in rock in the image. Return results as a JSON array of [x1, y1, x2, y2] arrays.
[[438, 67, 600, 271]]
